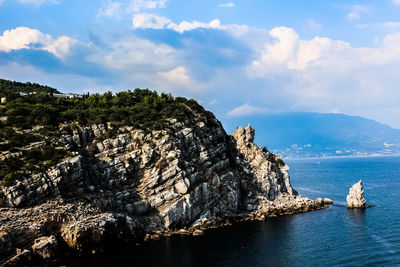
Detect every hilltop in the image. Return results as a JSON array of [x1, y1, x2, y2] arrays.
[[0, 81, 218, 186], [0, 78, 59, 96]]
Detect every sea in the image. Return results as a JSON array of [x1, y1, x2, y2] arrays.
[[65, 156, 400, 266]]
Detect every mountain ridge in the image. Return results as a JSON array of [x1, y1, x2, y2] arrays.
[[222, 112, 400, 158]]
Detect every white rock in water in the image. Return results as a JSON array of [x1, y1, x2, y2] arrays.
[[346, 180, 367, 208]]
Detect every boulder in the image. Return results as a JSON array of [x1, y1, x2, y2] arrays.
[[192, 229, 204, 236], [315, 198, 324, 205], [324, 198, 333, 204], [346, 180, 367, 208]]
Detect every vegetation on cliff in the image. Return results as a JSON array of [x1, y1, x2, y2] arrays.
[[0, 78, 59, 96], [0, 79, 219, 186]]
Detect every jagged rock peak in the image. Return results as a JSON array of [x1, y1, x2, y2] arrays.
[[346, 180, 367, 208], [232, 125, 255, 144], [231, 124, 295, 198]]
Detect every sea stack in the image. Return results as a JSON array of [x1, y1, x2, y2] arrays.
[[346, 180, 367, 208]]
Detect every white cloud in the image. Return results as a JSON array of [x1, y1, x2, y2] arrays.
[[383, 22, 400, 29], [132, 13, 171, 29], [97, 2, 123, 19], [248, 26, 299, 76], [248, 26, 354, 76], [227, 103, 268, 117], [127, 0, 168, 13], [97, 0, 168, 20], [87, 36, 177, 71], [346, 11, 360, 20], [168, 19, 222, 33], [289, 37, 349, 70], [393, 0, 400, 6], [346, 5, 369, 21], [132, 13, 223, 33], [245, 25, 400, 128], [219, 2, 234, 8], [0, 27, 77, 58], [158, 66, 191, 86]]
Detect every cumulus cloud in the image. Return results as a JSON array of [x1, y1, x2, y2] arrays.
[[219, 2, 234, 8], [132, 13, 223, 33], [248, 26, 354, 76], [248, 26, 299, 76], [158, 66, 191, 86], [245, 25, 400, 127], [227, 103, 268, 117], [132, 13, 171, 29], [168, 19, 222, 33], [0, 27, 77, 58]]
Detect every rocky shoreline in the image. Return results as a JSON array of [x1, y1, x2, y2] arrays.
[[1, 195, 332, 266], [147, 194, 332, 240], [0, 118, 331, 265], [1, 195, 331, 266]]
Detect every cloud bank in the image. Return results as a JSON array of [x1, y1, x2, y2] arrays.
[[0, 27, 77, 58]]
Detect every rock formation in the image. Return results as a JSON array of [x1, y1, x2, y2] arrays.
[[346, 180, 367, 208], [0, 120, 330, 264]]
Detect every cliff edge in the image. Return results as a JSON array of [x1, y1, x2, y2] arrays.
[[0, 119, 329, 264]]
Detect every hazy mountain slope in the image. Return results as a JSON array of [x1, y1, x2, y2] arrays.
[[222, 112, 400, 158]]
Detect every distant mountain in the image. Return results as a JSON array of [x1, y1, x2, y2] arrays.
[[222, 112, 400, 158]]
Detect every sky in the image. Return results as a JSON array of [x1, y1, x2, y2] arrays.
[[1, 0, 400, 129]]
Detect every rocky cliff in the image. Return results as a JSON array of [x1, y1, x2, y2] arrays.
[[0, 118, 328, 265]]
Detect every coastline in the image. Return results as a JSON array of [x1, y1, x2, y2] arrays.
[[145, 195, 330, 241], [283, 154, 400, 161]]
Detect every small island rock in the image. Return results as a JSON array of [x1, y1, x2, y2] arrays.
[[346, 180, 367, 208]]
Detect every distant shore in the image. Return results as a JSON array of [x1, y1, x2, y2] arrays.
[[284, 154, 400, 161]]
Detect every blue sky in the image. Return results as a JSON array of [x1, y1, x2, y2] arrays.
[[1, 0, 400, 129]]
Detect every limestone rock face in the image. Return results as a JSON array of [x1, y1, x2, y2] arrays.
[[0, 120, 326, 264], [346, 180, 367, 208]]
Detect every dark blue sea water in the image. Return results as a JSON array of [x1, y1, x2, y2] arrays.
[[66, 156, 400, 266]]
